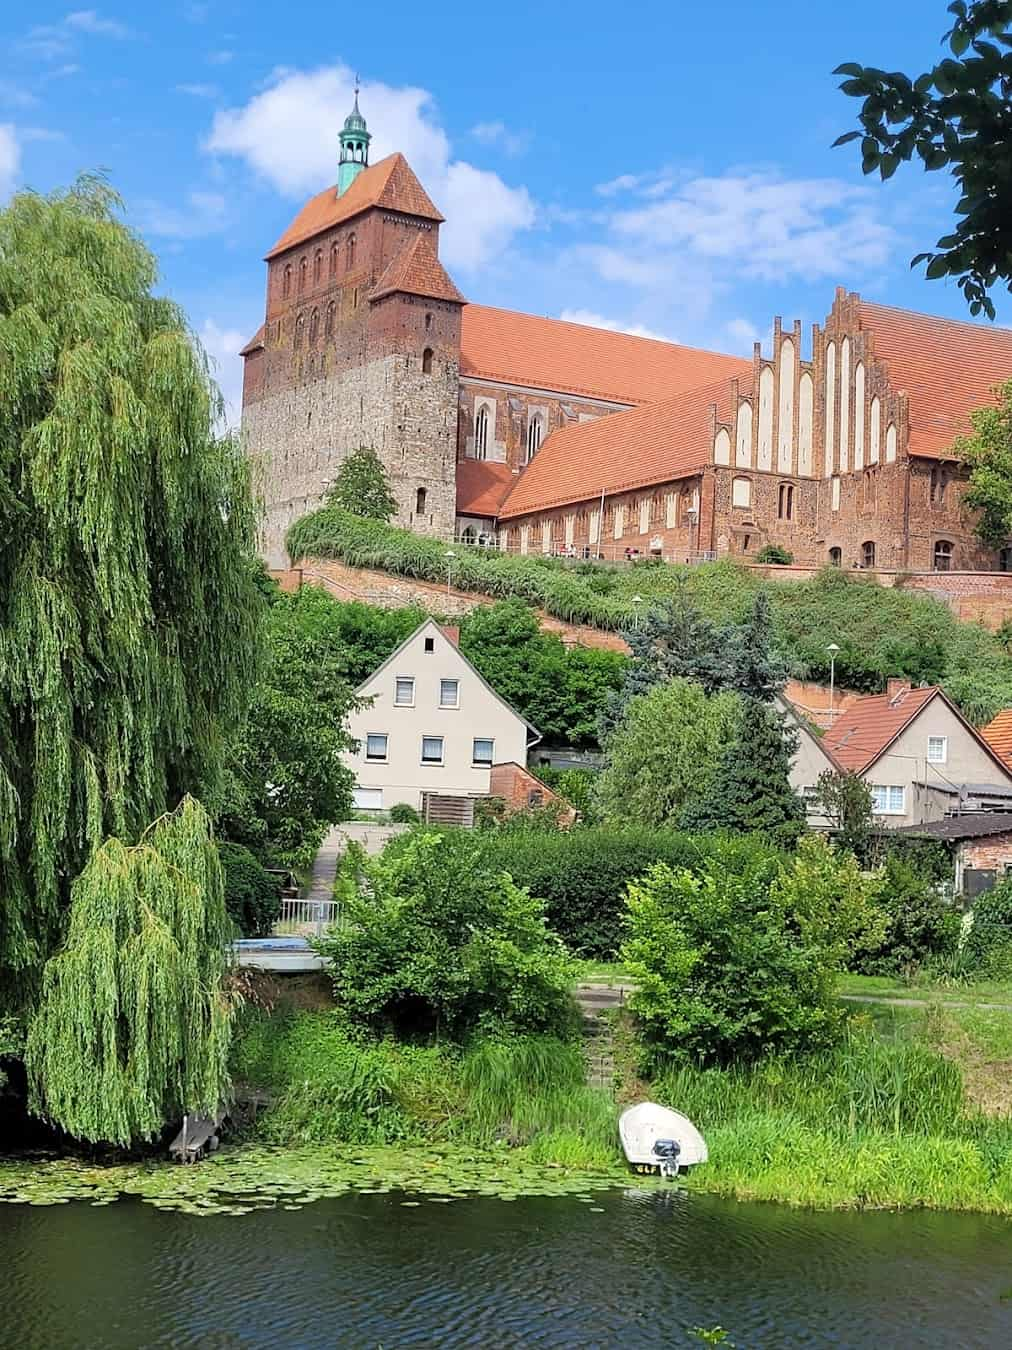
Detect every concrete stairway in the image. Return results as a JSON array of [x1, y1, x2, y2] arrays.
[[575, 983, 631, 1091]]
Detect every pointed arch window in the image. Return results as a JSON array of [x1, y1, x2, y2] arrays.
[[777, 483, 794, 520], [526, 415, 543, 461], [325, 300, 335, 337], [422, 347, 434, 375], [309, 308, 319, 344], [861, 540, 876, 569], [294, 314, 305, 349], [346, 233, 356, 271], [474, 405, 490, 460], [930, 464, 947, 504], [425, 312, 433, 331], [282, 263, 292, 299], [298, 256, 307, 294], [313, 249, 322, 284], [330, 241, 339, 277]]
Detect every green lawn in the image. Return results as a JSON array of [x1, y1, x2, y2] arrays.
[[573, 959, 634, 986], [838, 971, 1012, 1007]]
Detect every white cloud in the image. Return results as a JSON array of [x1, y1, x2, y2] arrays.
[[595, 172, 648, 198], [205, 65, 535, 272], [610, 171, 894, 282], [0, 125, 21, 201], [726, 317, 761, 349], [176, 82, 219, 98], [199, 319, 248, 429], [0, 81, 39, 109], [64, 10, 130, 38], [139, 189, 228, 239], [559, 308, 674, 342], [470, 120, 529, 157]]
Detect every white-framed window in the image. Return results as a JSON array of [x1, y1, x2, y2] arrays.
[[665, 492, 678, 528], [440, 678, 459, 709], [870, 784, 905, 815], [421, 735, 444, 765], [365, 733, 388, 762], [472, 738, 494, 766], [352, 787, 383, 810], [927, 736, 948, 764], [639, 498, 650, 534], [394, 676, 415, 706], [613, 505, 625, 540], [801, 785, 820, 811]]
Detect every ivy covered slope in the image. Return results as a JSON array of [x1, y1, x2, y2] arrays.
[[0, 179, 263, 1007], [286, 510, 1012, 722]]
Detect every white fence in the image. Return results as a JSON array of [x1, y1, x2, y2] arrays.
[[275, 898, 342, 938]]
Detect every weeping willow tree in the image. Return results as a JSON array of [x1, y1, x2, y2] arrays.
[[0, 177, 262, 1013], [25, 798, 234, 1144]]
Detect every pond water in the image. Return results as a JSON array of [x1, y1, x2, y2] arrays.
[[5, 1186, 1012, 1349]]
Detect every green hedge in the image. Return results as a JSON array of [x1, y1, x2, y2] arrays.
[[219, 841, 282, 937], [285, 510, 1012, 722], [475, 827, 786, 958]]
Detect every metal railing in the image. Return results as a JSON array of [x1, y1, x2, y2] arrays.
[[274, 898, 342, 938]]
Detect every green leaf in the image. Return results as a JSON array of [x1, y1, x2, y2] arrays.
[[880, 153, 900, 180], [833, 62, 864, 77], [832, 131, 862, 147], [926, 255, 951, 279], [950, 28, 971, 56]]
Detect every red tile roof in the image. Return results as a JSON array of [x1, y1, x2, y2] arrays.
[[371, 234, 466, 306], [498, 377, 737, 520], [859, 300, 1012, 458], [982, 709, 1012, 765], [265, 154, 444, 259], [460, 305, 749, 407], [239, 325, 264, 356], [821, 685, 938, 771], [456, 459, 517, 518]]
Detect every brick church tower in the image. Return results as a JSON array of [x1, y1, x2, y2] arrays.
[[241, 93, 466, 566]]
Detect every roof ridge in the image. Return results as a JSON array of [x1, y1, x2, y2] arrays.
[[860, 296, 1012, 340], [466, 303, 739, 360]]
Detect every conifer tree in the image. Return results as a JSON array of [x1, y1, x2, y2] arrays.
[[730, 591, 787, 701], [0, 179, 262, 1007], [326, 446, 398, 521], [682, 698, 806, 846]]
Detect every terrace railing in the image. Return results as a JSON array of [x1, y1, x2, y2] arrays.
[[274, 897, 342, 938]]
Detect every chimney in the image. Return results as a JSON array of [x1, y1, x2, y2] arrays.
[[887, 678, 911, 702], [439, 624, 460, 647]]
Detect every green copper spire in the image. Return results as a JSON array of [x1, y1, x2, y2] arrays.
[[338, 81, 371, 196]]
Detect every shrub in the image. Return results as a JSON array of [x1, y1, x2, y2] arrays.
[[317, 830, 576, 1037], [962, 878, 1012, 975], [622, 836, 884, 1066], [851, 856, 959, 975], [755, 544, 794, 565], [389, 802, 420, 824], [474, 826, 784, 958], [219, 841, 283, 937]]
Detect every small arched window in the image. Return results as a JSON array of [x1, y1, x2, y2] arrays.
[[526, 415, 542, 461], [325, 301, 335, 337], [829, 547, 842, 567], [777, 483, 794, 520], [330, 241, 339, 277], [294, 314, 305, 349], [861, 540, 876, 569], [425, 312, 433, 331], [282, 263, 292, 298], [309, 308, 319, 344], [313, 249, 322, 284], [934, 539, 954, 572], [298, 257, 307, 293], [346, 233, 356, 271], [415, 487, 427, 516], [422, 348, 433, 375], [474, 405, 490, 459]]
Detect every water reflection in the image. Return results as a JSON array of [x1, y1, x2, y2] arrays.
[[5, 1188, 1012, 1348]]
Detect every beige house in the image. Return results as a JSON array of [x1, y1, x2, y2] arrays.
[[785, 680, 1012, 828], [345, 619, 539, 813]]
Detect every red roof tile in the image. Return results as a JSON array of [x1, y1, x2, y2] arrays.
[[498, 377, 737, 520], [982, 709, 1012, 765], [265, 154, 444, 259], [371, 234, 466, 306], [239, 324, 265, 356], [859, 300, 1012, 458], [460, 305, 748, 407], [456, 459, 517, 518], [822, 685, 938, 771]]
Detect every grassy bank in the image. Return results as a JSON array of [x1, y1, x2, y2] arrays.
[[224, 985, 1012, 1217], [285, 510, 1012, 720]]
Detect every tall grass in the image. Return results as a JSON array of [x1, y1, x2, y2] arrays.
[[286, 509, 1012, 719]]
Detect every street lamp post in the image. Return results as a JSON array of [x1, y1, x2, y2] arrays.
[[445, 550, 456, 596], [827, 642, 841, 726], [686, 505, 698, 563], [631, 594, 643, 631]]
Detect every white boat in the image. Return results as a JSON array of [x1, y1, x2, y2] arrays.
[[619, 1102, 708, 1177]]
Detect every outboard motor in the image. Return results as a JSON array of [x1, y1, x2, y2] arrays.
[[652, 1137, 681, 1179]]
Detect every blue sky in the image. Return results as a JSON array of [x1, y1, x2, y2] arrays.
[[0, 1, 992, 419]]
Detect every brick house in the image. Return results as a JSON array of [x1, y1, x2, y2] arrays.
[[241, 98, 1012, 571], [893, 814, 1012, 898]]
